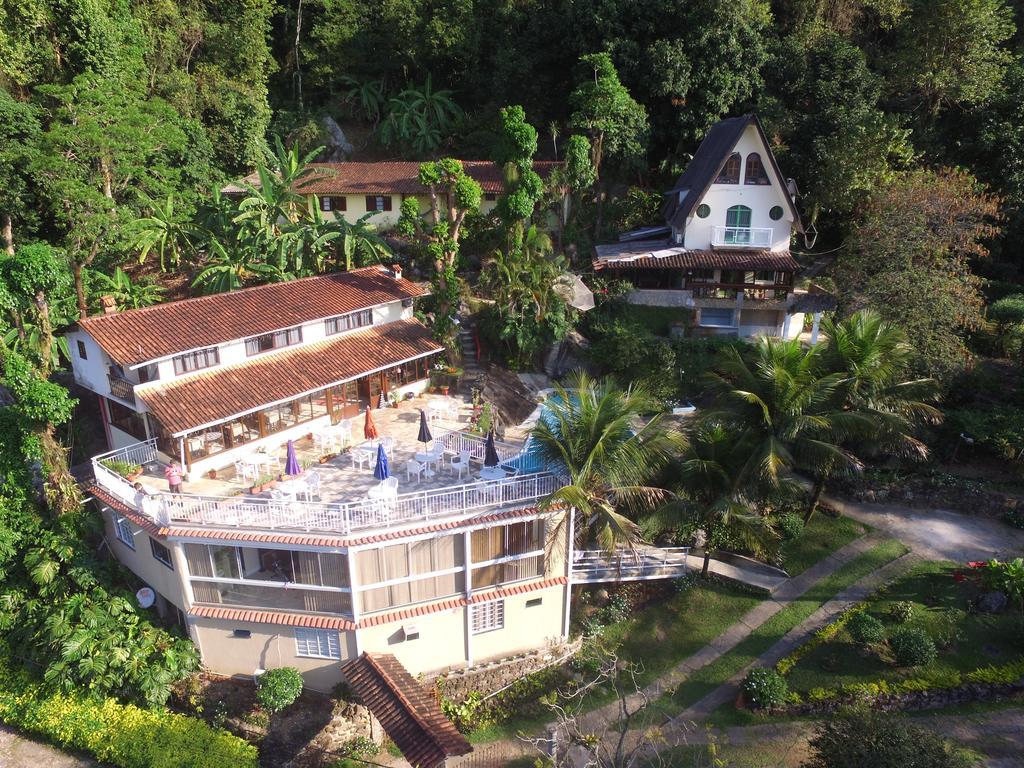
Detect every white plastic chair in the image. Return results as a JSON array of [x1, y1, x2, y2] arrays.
[[406, 459, 424, 483], [380, 435, 395, 457], [304, 470, 321, 500], [234, 461, 254, 484], [351, 449, 371, 471], [449, 450, 471, 481], [383, 476, 399, 498]]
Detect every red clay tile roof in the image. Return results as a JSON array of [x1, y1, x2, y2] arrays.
[[136, 318, 443, 434], [190, 606, 357, 631], [77, 267, 425, 366], [593, 242, 799, 272], [340, 653, 472, 768], [224, 161, 561, 196]]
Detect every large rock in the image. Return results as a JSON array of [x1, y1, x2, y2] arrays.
[[975, 591, 1008, 614], [320, 116, 354, 161]]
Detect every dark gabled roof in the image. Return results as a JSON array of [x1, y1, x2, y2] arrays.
[[661, 114, 803, 234], [341, 653, 472, 768], [791, 292, 838, 314]]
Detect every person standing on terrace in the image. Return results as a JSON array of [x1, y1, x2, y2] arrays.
[[164, 461, 184, 494]]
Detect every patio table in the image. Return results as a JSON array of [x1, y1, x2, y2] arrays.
[[241, 453, 278, 475], [479, 466, 506, 481], [415, 449, 444, 478], [276, 478, 311, 501]]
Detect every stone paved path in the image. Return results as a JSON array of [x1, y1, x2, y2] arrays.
[[668, 550, 920, 726], [0, 724, 94, 767], [819, 491, 1024, 562], [576, 532, 887, 732]]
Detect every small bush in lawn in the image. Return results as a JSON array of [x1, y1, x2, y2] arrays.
[[889, 626, 937, 667], [256, 667, 304, 713], [847, 612, 885, 645], [888, 601, 915, 623], [742, 668, 788, 710], [1006, 507, 1024, 530], [778, 513, 805, 541]]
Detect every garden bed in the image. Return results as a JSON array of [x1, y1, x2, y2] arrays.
[[781, 561, 1023, 699]]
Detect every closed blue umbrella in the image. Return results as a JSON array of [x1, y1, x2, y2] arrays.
[[417, 409, 433, 447], [284, 440, 301, 476], [373, 443, 390, 481], [484, 430, 499, 468]]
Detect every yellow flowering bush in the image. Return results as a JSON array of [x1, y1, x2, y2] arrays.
[[0, 655, 257, 768]]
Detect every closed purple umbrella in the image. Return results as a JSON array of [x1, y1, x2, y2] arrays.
[[284, 440, 301, 476]]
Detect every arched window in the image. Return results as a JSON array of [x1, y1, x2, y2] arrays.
[[724, 205, 752, 244], [716, 152, 741, 184], [744, 153, 770, 185]]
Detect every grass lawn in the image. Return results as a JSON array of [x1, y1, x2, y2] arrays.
[[467, 579, 762, 744], [660, 538, 909, 719], [778, 514, 867, 577], [784, 560, 1024, 695], [617, 304, 692, 336]]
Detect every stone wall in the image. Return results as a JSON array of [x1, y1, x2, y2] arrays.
[[434, 639, 583, 703], [777, 681, 1024, 718]]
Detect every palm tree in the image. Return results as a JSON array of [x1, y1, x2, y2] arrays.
[[650, 422, 778, 577], [531, 372, 686, 551], [88, 267, 165, 310], [705, 338, 869, 522], [133, 195, 194, 272], [821, 310, 942, 461]]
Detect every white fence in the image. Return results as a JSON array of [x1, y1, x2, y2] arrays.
[[711, 226, 773, 248], [571, 547, 691, 583], [92, 440, 560, 535]]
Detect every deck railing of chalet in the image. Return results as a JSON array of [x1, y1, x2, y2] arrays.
[[435, 430, 521, 463], [711, 226, 774, 248], [688, 283, 791, 301], [90, 439, 561, 535]]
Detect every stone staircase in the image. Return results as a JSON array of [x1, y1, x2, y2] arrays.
[[458, 324, 482, 377]]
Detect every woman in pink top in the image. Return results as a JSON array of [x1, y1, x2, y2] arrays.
[[164, 461, 184, 493]]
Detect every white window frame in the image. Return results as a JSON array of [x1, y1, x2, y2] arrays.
[[294, 627, 341, 659], [113, 515, 135, 549], [471, 599, 505, 635]]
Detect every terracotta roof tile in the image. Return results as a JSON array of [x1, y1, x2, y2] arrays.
[[340, 653, 471, 768], [224, 160, 560, 196], [593, 244, 799, 272], [136, 318, 443, 434], [189, 605, 357, 631], [77, 267, 425, 366]]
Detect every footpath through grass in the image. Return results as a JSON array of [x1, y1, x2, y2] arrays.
[[467, 579, 762, 744], [778, 514, 866, 576], [657, 538, 909, 720]]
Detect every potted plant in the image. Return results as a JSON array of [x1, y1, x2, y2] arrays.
[[103, 459, 143, 481], [440, 384, 449, 396], [208, 469, 218, 480]]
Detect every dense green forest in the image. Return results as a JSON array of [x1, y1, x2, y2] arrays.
[[1, 0, 1024, 741]]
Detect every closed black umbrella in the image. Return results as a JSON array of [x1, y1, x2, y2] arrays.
[[484, 430, 499, 467], [417, 409, 433, 447]]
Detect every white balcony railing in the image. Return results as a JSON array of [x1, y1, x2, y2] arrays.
[[711, 226, 773, 248], [91, 439, 561, 535]]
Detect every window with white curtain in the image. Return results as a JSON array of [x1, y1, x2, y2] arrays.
[[294, 627, 341, 659], [113, 516, 135, 549], [356, 535, 463, 613]]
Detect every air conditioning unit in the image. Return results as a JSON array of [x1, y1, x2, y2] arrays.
[[403, 624, 420, 641]]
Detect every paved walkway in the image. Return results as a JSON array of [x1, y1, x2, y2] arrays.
[[576, 533, 887, 731], [820, 491, 1024, 562], [0, 724, 94, 767], [669, 551, 920, 725]]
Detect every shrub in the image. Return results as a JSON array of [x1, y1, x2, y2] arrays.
[[777, 513, 805, 541], [741, 668, 788, 710], [888, 601, 915, 623], [256, 667, 304, 713], [0, 652, 257, 768], [988, 294, 1024, 325], [889, 626, 938, 667], [1005, 507, 1024, 530], [847, 612, 886, 645], [805, 708, 973, 768]]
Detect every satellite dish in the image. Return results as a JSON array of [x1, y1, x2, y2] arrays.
[[136, 587, 155, 609]]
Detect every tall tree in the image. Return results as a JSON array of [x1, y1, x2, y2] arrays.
[[1, 243, 73, 375], [0, 89, 40, 255], [833, 168, 1002, 378], [532, 372, 685, 551]]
